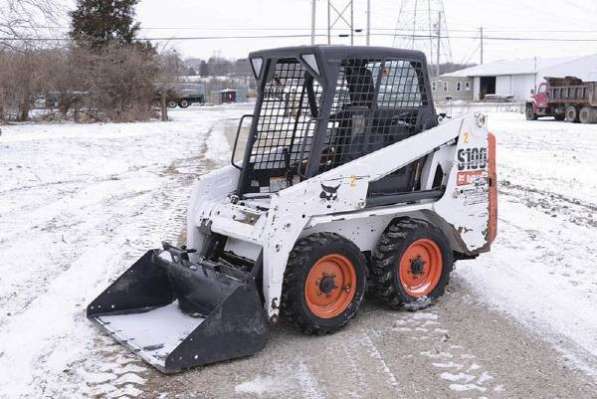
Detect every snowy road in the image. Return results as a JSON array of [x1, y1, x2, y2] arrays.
[[1, 109, 596, 398]]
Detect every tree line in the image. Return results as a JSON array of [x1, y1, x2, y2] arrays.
[[0, 0, 251, 123]]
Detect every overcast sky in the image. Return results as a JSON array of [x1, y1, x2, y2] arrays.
[[63, 1, 597, 63]]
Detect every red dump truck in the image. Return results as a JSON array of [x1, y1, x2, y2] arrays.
[[526, 76, 597, 123]]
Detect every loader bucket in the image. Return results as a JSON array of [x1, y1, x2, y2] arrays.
[[87, 248, 268, 373]]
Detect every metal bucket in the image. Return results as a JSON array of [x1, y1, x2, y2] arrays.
[[87, 245, 268, 373]]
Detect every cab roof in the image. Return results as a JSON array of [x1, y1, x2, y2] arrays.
[[248, 45, 427, 63]]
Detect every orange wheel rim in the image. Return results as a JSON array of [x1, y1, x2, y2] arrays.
[[398, 239, 443, 297], [305, 254, 357, 319]]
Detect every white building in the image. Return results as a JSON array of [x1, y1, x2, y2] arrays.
[[433, 54, 597, 102]]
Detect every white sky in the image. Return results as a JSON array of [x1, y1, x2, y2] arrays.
[[59, 1, 597, 63]]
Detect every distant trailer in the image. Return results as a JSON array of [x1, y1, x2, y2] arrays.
[[167, 94, 206, 109], [155, 82, 207, 109], [526, 76, 597, 123], [220, 89, 237, 104]]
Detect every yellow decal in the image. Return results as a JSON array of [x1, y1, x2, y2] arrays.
[[463, 131, 471, 144], [350, 176, 358, 187]]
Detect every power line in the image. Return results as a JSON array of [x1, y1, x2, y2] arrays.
[[10, 24, 597, 35], [6, 32, 597, 43]]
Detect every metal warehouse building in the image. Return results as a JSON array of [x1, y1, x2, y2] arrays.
[[432, 54, 597, 102]]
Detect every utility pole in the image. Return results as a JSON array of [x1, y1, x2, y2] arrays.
[[534, 56, 538, 93], [327, 1, 332, 44], [480, 26, 484, 65], [366, 0, 371, 45], [436, 11, 441, 77], [311, 0, 317, 45], [350, 0, 354, 45]]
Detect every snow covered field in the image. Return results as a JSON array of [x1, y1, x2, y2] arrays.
[[0, 107, 596, 398], [458, 113, 597, 375], [0, 105, 251, 398]]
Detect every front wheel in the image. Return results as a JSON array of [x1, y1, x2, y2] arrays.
[[525, 104, 537, 121], [371, 218, 453, 310], [282, 233, 367, 335]]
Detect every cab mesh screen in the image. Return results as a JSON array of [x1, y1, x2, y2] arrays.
[[250, 58, 322, 173], [319, 59, 426, 173]]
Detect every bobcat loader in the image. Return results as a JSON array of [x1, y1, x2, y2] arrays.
[[88, 46, 498, 373]]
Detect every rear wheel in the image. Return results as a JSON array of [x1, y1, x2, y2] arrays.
[[167, 100, 178, 109], [579, 106, 596, 124], [178, 99, 190, 108], [282, 233, 367, 335], [371, 219, 453, 310], [565, 105, 578, 123]]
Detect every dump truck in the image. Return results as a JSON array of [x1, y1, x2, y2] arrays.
[[526, 76, 597, 123], [88, 46, 498, 373]]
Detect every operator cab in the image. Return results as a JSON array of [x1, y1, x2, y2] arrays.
[[232, 46, 438, 199]]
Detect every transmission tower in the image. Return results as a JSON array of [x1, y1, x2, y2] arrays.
[[393, 0, 453, 76], [311, 0, 371, 45]]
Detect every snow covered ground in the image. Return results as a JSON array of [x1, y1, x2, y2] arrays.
[[0, 104, 251, 398], [457, 113, 597, 375], [0, 108, 596, 398]]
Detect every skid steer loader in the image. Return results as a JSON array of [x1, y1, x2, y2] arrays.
[[88, 46, 498, 373]]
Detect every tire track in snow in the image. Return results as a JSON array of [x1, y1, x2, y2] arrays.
[[499, 180, 597, 228], [395, 312, 505, 396], [359, 330, 401, 393]]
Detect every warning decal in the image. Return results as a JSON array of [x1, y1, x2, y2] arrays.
[[457, 170, 484, 186]]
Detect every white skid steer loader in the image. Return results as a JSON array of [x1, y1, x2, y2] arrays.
[[88, 46, 498, 373]]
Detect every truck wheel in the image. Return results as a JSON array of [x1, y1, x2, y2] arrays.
[[525, 104, 537, 121], [178, 99, 190, 108], [565, 105, 579, 123], [371, 218, 453, 311], [167, 100, 178, 109], [579, 106, 596, 124], [282, 233, 367, 335]]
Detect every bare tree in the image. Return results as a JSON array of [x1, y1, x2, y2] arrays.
[[155, 48, 186, 121], [71, 43, 159, 122], [0, 46, 47, 121], [0, 0, 59, 122], [40, 47, 86, 120], [0, 0, 58, 50]]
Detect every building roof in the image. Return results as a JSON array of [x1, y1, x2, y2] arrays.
[[442, 56, 583, 78]]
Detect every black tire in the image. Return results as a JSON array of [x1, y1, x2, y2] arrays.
[[178, 99, 190, 108], [167, 100, 178, 109], [525, 104, 537, 121], [579, 106, 596, 124], [565, 105, 578, 123], [282, 233, 367, 335], [371, 218, 453, 311]]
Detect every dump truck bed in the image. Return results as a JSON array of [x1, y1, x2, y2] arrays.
[[545, 77, 597, 107]]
